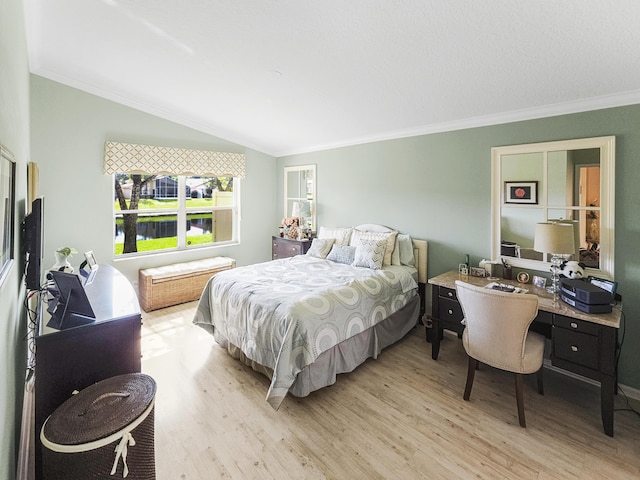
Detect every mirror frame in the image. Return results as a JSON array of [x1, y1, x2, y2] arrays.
[[284, 164, 316, 232], [491, 136, 615, 278]]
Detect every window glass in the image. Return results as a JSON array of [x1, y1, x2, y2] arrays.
[[113, 174, 237, 256]]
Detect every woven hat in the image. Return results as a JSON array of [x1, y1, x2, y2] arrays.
[[41, 373, 157, 479]]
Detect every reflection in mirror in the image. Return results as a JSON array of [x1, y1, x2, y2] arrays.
[[284, 165, 316, 232], [491, 136, 615, 278]]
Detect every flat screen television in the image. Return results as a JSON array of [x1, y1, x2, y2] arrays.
[[46, 270, 96, 329], [24, 197, 44, 290]]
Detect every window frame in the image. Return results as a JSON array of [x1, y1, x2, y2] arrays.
[[113, 174, 240, 258]]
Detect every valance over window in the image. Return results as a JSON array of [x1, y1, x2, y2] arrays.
[[103, 141, 246, 177]]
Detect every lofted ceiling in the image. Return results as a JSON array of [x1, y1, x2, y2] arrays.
[[24, 0, 640, 157]]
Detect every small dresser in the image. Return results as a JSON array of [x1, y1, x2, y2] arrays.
[[272, 236, 311, 259]]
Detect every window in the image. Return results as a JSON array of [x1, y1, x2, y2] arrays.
[[113, 174, 239, 256]]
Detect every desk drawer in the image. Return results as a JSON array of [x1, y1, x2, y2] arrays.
[[439, 286, 458, 301], [438, 297, 464, 326], [553, 327, 598, 370], [554, 315, 600, 336]]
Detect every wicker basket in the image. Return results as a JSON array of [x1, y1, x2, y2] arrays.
[[41, 373, 157, 479]]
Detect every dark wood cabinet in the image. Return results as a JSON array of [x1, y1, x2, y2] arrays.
[[34, 264, 142, 480], [272, 236, 311, 259]]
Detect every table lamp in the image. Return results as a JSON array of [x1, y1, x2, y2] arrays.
[[533, 222, 576, 294]]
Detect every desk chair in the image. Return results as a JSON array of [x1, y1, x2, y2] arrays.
[[455, 280, 545, 427]]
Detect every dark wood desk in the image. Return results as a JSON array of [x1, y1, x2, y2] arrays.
[[34, 264, 142, 479], [428, 271, 621, 437]]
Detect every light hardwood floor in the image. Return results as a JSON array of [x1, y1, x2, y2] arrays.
[[141, 302, 640, 480]]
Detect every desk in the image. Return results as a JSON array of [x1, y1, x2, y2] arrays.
[[428, 271, 621, 436]]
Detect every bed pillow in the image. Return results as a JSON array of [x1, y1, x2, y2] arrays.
[[392, 234, 415, 266], [318, 226, 353, 246], [397, 234, 415, 266], [350, 229, 397, 266], [326, 244, 357, 265], [306, 238, 335, 259], [351, 237, 387, 270]]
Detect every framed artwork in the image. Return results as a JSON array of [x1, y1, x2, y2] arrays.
[[0, 145, 16, 287], [505, 181, 538, 204]]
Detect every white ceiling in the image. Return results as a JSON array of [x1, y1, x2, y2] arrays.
[[24, 0, 640, 157]]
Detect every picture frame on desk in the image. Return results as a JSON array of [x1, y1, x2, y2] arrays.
[[533, 275, 547, 288], [470, 267, 486, 277]]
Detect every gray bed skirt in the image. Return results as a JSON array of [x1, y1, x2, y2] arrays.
[[218, 293, 420, 400]]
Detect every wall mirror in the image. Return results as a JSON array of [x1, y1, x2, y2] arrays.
[[491, 136, 615, 278], [0, 145, 16, 287], [284, 164, 316, 231]]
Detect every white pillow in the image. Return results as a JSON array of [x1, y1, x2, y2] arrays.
[[397, 234, 415, 266], [318, 226, 353, 246], [392, 234, 415, 266], [351, 237, 387, 270], [354, 224, 394, 234], [306, 238, 335, 259], [350, 229, 397, 266]]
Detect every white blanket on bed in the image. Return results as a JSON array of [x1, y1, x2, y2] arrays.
[[193, 255, 417, 409]]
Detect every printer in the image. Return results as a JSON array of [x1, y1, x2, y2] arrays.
[[559, 278, 613, 314]]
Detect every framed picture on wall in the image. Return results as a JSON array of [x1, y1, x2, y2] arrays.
[[505, 181, 538, 204]]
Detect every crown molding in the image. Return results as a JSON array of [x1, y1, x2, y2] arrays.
[[31, 67, 640, 159]]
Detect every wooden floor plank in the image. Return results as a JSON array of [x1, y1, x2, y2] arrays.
[[141, 302, 640, 479]]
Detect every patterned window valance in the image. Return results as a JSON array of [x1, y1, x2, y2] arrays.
[[103, 141, 246, 178]]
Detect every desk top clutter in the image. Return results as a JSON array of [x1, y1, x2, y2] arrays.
[[429, 271, 621, 329]]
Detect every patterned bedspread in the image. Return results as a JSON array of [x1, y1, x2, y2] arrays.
[[193, 255, 418, 409]]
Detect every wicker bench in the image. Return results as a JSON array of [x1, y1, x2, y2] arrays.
[[138, 257, 235, 312]]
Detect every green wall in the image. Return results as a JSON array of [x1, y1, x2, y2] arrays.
[[30, 75, 277, 287], [279, 105, 640, 391], [0, 0, 30, 478]]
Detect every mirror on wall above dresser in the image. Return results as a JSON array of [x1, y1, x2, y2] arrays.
[[284, 164, 316, 232], [491, 136, 615, 279]]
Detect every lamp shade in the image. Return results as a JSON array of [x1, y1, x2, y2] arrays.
[[534, 223, 576, 255], [291, 201, 303, 218]]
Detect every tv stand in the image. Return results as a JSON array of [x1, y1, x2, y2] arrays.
[[34, 264, 142, 480]]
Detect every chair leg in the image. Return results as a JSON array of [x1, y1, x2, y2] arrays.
[[463, 356, 478, 401], [515, 373, 526, 428], [537, 367, 544, 395]]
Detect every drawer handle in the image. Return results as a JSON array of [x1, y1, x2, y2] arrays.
[[291, 247, 297, 251], [448, 292, 453, 297], [448, 309, 453, 315], [571, 345, 578, 352], [570, 322, 578, 329]]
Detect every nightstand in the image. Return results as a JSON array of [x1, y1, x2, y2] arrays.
[[272, 236, 311, 259]]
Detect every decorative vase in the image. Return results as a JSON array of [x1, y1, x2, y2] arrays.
[[52, 252, 74, 273]]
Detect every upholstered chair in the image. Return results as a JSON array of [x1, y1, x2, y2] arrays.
[[455, 280, 545, 427]]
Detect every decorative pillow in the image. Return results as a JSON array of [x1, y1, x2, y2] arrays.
[[306, 238, 335, 259], [326, 244, 357, 265], [350, 229, 397, 266], [351, 237, 387, 270], [318, 226, 353, 246]]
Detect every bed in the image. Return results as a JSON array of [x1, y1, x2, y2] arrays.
[[193, 225, 427, 409]]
